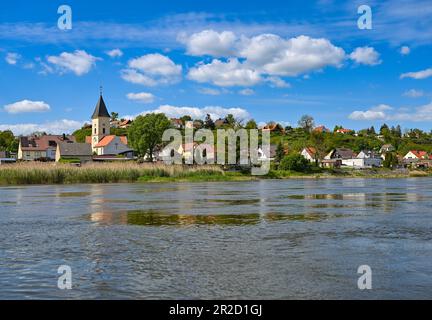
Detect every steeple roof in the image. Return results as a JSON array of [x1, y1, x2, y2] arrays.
[[91, 95, 110, 119]]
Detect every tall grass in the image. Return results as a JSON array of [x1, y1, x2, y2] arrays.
[[0, 162, 226, 185]]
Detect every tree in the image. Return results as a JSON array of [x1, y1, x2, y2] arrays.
[[180, 115, 192, 123], [383, 152, 399, 169], [310, 131, 327, 165], [111, 112, 119, 122], [279, 154, 311, 172], [298, 115, 315, 133], [204, 114, 215, 130], [128, 113, 171, 161], [275, 142, 285, 163], [0, 130, 18, 152], [245, 119, 258, 130], [225, 114, 236, 127], [380, 123, 389, 135]]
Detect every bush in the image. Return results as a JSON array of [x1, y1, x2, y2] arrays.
[[279, 154, 311, 172]]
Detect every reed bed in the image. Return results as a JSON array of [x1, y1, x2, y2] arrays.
[[0, 162, 225, 185]]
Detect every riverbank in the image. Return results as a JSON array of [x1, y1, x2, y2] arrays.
[[0, 163, 430, 185]]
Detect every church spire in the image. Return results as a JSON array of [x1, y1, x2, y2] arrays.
[[91, 88, 110, 119]]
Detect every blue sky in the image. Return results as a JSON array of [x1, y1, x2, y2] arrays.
[[0, 0, 431, 135]]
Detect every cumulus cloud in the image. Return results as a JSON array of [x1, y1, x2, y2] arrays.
[[403, 89, 424, 98], [349, 102, 432, 122], [240, 34, 345, 76], [188, 58, 262, 87], [106, 49, 123, 58], [400, 68, 432, 80], [126, 92, 155, 103], [179, 30, 238, 57], [4, 100, 50, 114], [349, 47, 382, 66], [121, 53, 182, 86], [126, 105, 250, 121], [183, 32, 345, 87], [0, 119, 84, 136], [5, 52, 20, 65], [46, 50, 99, 76], [348, 104, 391, 121], [400, 46, 410, 55]]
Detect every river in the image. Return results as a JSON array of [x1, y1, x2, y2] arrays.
[[0, 178, 431, 299]]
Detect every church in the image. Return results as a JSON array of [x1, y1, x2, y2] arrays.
[[56, 93, 134, 163]]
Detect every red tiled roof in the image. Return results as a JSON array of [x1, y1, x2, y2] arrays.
[[94, 135, 128, 148], [304, 147, 317, 156], [410, 150, 428, 159]]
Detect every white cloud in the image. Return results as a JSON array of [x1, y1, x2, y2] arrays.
[[3, 100, 50, 114], [349, 47, 382, 66], [400, 46, 410, 55], [198, 88, 222, 96], [349, 102, 432, 122], [5, 52, 20, 65], [126, 105, 250, 121], [121, 53, 182, 86], [47, 50, 99, 76], [239, 88, 255, 96], [188, 58, 262, 87], [0, 119, 83, 136], [240, 34, 346, 76], [126, 92, 155, 103], [400, 68, 432, 80], [179, 30, 237, 57], [183, 32, 345, 87], [403, 89, 424, 98], [106, 49, 123, 58], [266, 76, 291, 88]]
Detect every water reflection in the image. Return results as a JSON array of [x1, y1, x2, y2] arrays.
[[85, 210, 345, 226]]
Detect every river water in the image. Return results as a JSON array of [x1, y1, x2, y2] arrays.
[[0, 178, 431, 299]]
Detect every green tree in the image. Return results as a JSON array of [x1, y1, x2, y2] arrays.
[[180, 115, 192, 123], [111, 112, 119, 121], [225, 114, 236, 127], [128, 113, 171, 161], [204, 114, 215, 130], [0, 130, 18, 152], [279, 154, 311, 172], [383, 152, 399, 169], [245, 119, 258, 130], [275, 142, 285, 163]]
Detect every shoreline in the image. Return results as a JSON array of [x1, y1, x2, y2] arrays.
[[0, 163, 431, 186]]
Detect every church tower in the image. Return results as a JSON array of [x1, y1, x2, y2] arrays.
[[91, 92, 111, 151]]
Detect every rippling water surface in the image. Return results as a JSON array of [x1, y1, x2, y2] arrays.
[[1, 178, 431, 299]]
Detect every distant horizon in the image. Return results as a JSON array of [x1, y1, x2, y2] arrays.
[[1, 0, 432, 135]]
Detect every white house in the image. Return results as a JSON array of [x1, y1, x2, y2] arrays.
[[342, 150, 382, 168], [93, 135, 133, 157], [301, 147, 317, 162]]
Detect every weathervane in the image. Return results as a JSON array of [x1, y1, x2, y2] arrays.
[[100, 85, 103, 96]]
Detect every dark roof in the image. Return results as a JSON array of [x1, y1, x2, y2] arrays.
[[91, 95, 110, 119], [20, 135, 75, 151], [333, 148, 356, 159], [58, 142, 92, 156]]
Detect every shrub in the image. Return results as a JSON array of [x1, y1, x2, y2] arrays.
[[279, 154, 311, 172]]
